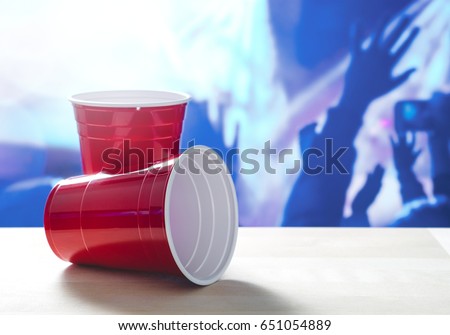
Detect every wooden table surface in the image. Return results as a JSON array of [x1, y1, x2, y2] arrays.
[[1, 227, 450, 315]]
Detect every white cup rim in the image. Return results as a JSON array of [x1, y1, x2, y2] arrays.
[[164, 146, 239, 286], [69, 90, 191, 108]]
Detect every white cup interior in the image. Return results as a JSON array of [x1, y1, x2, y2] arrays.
[[69, 90, 190, 107], [164, 146, 238, 285]]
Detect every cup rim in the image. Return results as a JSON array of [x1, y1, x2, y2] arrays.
[[163, 146, 238, 286], [69, 90, 191, 108]]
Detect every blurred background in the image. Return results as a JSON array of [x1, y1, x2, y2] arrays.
[[0, 0, 449, 227]]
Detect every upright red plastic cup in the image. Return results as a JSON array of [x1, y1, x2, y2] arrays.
[[44, 146, 238, 286], [70, 90, 190, 174]]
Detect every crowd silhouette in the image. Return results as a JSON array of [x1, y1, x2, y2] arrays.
[[283, 14, 450, 227]]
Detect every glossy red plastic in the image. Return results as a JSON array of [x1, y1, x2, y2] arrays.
[[74, 104, 187, 126], [44, 146, 239, 286], [78, 136, 180, 174], [76, 122, 183, 139], [70, 90, 189, 174], [44, 165, 179, 275]]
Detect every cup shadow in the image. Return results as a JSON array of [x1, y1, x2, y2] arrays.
[[59, 264, 297, 314]]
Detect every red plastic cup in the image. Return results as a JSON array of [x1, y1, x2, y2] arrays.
[[78, 136, 181, 174], [70, 90, 190, 174], [44, 146, 238, 286], [76, 122, 183, 139]]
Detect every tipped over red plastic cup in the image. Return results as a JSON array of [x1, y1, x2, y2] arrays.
[[70, 90, 190, 174], [44, 146, 238, 286]]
